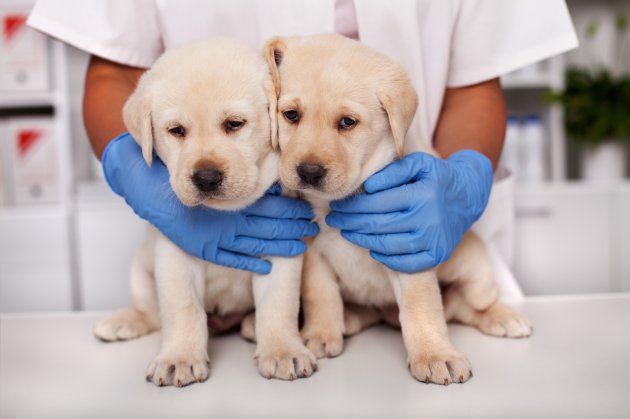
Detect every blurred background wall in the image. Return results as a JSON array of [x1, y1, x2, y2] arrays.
[[0, 0, 629, 312]]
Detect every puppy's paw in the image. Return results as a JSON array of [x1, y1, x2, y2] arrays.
[[477, 302, 533, 338], [408, 350, 472, 385], [94, 309, 156, 342], [146, 352, 210, 387], [256, 342, 317, 380], [301, 328, 344, 358]]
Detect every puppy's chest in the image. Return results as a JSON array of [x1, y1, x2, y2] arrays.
[[314, 224, 396, 307], [201, 264, 254, 315], [151, 227, 254, 315]]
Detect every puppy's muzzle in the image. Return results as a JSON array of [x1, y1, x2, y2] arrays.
[[297, 163, 327, 187], [192, 168, 224, 193]]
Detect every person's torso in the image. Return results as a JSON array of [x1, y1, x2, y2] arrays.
[[152, 0, 461, 150]]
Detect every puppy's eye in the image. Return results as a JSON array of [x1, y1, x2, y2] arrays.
[[283, 110, 300, 123], [225, 120, 245, 132], [339, 117, 357, 130], [168, 125, 186, 137]]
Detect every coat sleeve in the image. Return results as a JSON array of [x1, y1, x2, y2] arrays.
[[447, 0, 578, 87], [27, 0, 163, 68]]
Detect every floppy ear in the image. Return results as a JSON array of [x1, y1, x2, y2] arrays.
[[264, 77, 279, 150], [122, 78, 154, 166], [263, 37, 288, 150], [263, 37, 287, 98], [377, 77, 419, 158]]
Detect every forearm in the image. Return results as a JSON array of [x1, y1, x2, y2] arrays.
[[433, 78, 506, 169], [82, 56, 146, 159]]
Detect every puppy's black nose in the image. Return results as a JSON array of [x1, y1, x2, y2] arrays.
[[192, 168, 223, 193], [297, 163, 327, 186]]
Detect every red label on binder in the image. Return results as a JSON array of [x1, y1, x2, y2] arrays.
[[3, 14, 26, 43], [17, 129, 43, 158]]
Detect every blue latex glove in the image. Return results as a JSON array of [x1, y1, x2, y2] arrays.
[[102, 133, 319, 274], [326, 150, 493, 273]]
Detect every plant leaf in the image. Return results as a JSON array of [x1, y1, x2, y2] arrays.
[[616, 13, 628, 33]]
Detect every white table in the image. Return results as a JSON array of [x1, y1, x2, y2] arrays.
[[1, 294, 629, 419]]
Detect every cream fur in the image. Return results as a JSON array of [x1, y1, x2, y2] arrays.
[[265, 33, 532, 385]]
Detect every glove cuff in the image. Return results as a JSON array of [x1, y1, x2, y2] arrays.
[[447, 149, 494, 221], [447, 149, 493, 186], [101, 132, 139, 197]]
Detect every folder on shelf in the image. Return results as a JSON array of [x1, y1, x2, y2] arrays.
[[0, 8, 50, 92]]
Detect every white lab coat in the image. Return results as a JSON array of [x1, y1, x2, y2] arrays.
[[28, 0, 578, 298]]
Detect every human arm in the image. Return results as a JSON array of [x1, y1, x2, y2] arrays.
[[83, 55, 146, 159], [325, 79, 503, 273], [434, 78, 506, 169]]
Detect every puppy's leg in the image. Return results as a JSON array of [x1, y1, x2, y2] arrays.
[[94, 242, 160, 341], [444, 289, 533, 338], [240, 312, 256, 342], [438, 232, 499, 311], [439, 232, 532, 338], [145, 237, 210, 387], [253, 255, 317, 380], [389, 270, 472, 385], [343, 303, 381, 337], [300, 247, 346, 358]]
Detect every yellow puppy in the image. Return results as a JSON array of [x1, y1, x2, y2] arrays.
[[94, 39, 316, 386], [265, 33, 532, 385]]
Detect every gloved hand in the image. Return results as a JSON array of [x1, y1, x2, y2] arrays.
[[102, 132, 319, 274], [325, 150, 493, 273]]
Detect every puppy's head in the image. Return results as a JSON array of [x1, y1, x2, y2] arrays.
[[123, 39, 278, 210], [265, 33, 418, 201]]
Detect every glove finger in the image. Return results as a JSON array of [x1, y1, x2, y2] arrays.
[[369, 250, 438, 273], [213, 249, 272, 274], [363, 152, 433, 194], [329, 187, 411, 213], [326, 211, 416, 234], [103, 133, 171, 203], [225, 237, 307, 257], [340, 231, 423, 255], [243, 194, 315, 220], [238, 216, 319, 239]]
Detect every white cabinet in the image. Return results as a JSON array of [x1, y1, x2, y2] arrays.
[[0, 207, 73, 311], [0, 1, 76, 312], [514, 184, 615, 295], [75, 184, 146, 310], [613, 186, 630, 292]]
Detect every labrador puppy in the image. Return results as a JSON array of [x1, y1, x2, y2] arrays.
[[265, 33, 532, 385], [93, 39, 316, 386]]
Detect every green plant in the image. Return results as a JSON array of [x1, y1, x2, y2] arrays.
[[546, 12, 630, 146], [546, 68, 630, 145]]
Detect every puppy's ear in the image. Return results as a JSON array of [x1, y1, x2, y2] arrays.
[[263, 37, 288, 150], [377, 76, 418, 158], [264, 77, 279, 150], [122, 77, 154, 166], [263, 37, 287, 98]]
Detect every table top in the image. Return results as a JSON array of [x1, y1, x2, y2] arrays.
[[1, 294, 629, 419]]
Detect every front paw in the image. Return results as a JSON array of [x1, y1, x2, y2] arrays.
[[301, 327, 344, 358], [408, 350, 472, 385], [256, 342, 317, 380], [146, 352, 210, 387]]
